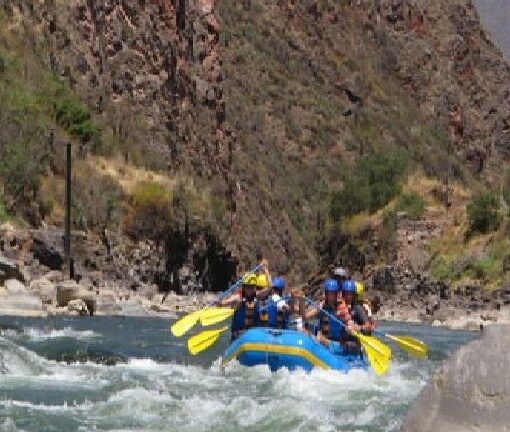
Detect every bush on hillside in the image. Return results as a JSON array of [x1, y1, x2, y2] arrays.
[[466, 192, 500, 236], [330, 151, 407, 221], [54, 96, 101, 145], [396, 192, 426, 220], [124, 181, 174, 241], [502, 169, 510, 212], [0, 77, 49, 208]]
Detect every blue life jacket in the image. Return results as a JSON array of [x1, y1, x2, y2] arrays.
[[267, 300, 289, 329], [231, 299, 260, 332], [319, 308, 344, 342]]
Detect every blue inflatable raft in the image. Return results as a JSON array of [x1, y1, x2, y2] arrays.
[[221, 328, 368, 372]]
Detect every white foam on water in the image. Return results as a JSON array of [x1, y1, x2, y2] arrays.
[[0, 319, 455, 432], [21, 326, 99, 341]]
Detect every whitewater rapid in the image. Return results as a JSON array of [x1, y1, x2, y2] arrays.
[[0, 316, 476, 432]]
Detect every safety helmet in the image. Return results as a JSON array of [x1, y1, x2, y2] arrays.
[[355, 281, 364, 298], [342, 280, 356, 293], [333, 267, 347, 278], [323, 279, 339, 292], [243, 273, 258, 286], [272, 277, 285, 292], [254, 274, 267, 290]]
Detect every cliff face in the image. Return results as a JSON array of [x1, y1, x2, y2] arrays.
[[1, 0, 235, 184], [2, 0, 510, 280]]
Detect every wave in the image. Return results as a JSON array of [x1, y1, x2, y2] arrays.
[[21, 326, 99, 342]]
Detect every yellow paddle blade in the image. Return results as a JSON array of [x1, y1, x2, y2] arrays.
[[355, 332, 392, 360], [187, 326, 229, 355], [353, 332, 392, 376], [386, 334, 428, 359], [199, 308, 235, 327], [170, 309, 205, 337], [364, 343, 391, 376]]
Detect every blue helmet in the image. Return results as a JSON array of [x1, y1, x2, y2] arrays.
[[342, 280, 356, 293], [323, 279, 339, 292], [272, 277, 286, 292]]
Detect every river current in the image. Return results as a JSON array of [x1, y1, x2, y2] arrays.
[[0, 316, 476, 432]]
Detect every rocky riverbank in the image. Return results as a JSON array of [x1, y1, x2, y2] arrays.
[[0, 222, 217, 318], [2, 221, 510, 330], [369, 265, 510, 331]]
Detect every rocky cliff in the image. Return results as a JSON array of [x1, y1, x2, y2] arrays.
[[1, 0, 510, 282]]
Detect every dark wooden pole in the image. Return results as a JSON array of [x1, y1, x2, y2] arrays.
[[65, 142, 72, 278]]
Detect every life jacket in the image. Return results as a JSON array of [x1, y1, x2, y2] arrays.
[[318, 307, 343, 341], [267, 300, 289, 329], [231, 298, 260, 332], [259, 302, 270, 327]]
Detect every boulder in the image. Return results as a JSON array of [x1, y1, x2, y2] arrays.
[[31, 229, 64, 270], [0, 256, 24, 284], [4, 279, 27, 294], [401, 325, 510, 432], [29, 278, 56, 304], [56, 280, 96, 314], [67, 299, 89, 315]]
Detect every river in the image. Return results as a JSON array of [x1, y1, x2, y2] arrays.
[[0, 316, 476, 432]]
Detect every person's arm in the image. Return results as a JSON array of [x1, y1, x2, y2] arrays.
[[350, 304, 372, 334], [216, 290, 242, 308], [259, 258, 272, 288], [316, 331, 330, 347]]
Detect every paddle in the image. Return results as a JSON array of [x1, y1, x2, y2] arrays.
[[170, 265, 261, 337], [199, 307, 235, 327], [304, 297, 391, 375], [375, 332, 428, 359], [188, 326, 229, 355]]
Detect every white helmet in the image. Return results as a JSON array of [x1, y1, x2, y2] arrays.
[[333, 267, 347, 278]]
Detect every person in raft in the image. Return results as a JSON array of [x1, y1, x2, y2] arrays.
[[216, 273, 261, 341]]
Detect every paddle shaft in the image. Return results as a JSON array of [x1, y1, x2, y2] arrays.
[[304, 297, 350, 332], [210, 264, 262, 305]]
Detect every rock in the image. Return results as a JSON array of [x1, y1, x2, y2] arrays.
[[67, 299, 89, 315], [0, 256, 24, 284], [56, 280, 80, 306], [29, 277, 56, 304], [4, 279, 27, 294], [31, 229, 64, 270], [401, 325, 510, 432], [56, 280, 96, 314]]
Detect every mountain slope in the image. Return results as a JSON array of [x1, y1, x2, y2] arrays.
[[1, 0, 510, 282]]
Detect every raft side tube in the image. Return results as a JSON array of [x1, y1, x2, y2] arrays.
[[222, 328, 367, 372]]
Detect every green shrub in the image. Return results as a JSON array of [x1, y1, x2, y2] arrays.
[[330, 150, 407, 221], [379, 209, 398, 260], [124, 182, 174, 240], [466, 192, 500, 236], [502, 169, 510, 211], [359, 151, 407, 212], [469, 257, 502, 281], [330, 179, 369, 221], [396, 192, 426, 220], [54, 96, 101, 144], [0, 197, 8, 222]]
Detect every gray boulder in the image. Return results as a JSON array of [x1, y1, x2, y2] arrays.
[[401, 325, 510, 432], [0, 256, 24, 284]]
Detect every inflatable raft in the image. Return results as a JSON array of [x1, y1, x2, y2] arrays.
[[221, 328, 368, 372]]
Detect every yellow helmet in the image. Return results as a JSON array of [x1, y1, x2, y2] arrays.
[[242, 273, 258, 286], [355, 281, 364, 298], [255, 274, 268, 290]]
